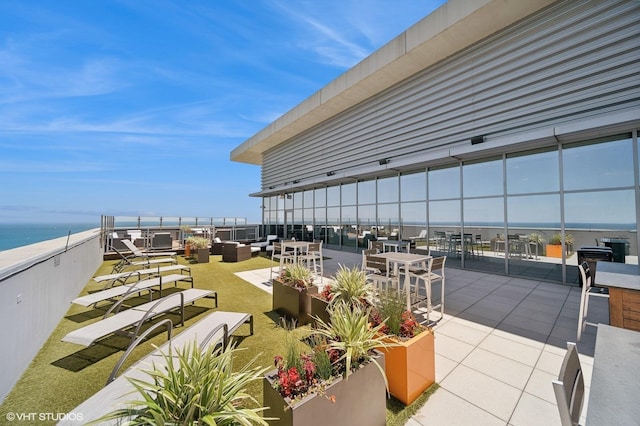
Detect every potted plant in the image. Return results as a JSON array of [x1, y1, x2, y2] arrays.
[[94, 340, 270, 425], [310, 264, 374, 327], [186, 236, 210, 263], [181, 225, 193, 257], [263, 301, 392, 426], [273, 263, 318, 326], [546, 233, 573, 258], [369, 289, 435, 405]]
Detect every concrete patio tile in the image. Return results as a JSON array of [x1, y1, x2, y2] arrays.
[[436, 318, 491, 346], [440, 364, 521, 421], [434, 333, 476, 363], [534, 350, 565, 376], [493, 322, 549, 346], [463, 347, 534, 389], [509, 392, 561, 426], [456, 311, 502, 328], [435, 353, 458, 382], [523, 368, 556, 404], [480, 333, 543, 366], [450, 315, 496, 333], [412, 387, 505, 426], [501, 313, 555, 335]]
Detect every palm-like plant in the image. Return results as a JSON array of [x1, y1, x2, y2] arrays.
[[93, 340, 270, 425], [312, 301, 394, 383], [279, 263, 314, 289], [329, 264, 373, 306]]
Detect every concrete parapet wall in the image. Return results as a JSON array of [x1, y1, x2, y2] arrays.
[[0, 229, 103, 403]]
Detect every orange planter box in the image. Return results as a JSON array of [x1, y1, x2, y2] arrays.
[[546, 244, 563, 258], [378, 329, 435, 405]]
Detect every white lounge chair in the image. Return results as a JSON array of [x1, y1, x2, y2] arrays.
[[93, 264, 191, 287], [62, 288, 215, 347], [59, 310, 254, 426], [72, 273, 194, 307], [121, 238, 177, 257], [110, 247, 177, 273]]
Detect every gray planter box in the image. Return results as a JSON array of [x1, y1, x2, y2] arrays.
[[272, 279, 318, 326], [309, 295, 330, 328], [196, 247, 210, 263], [263, 352, 386, 426]]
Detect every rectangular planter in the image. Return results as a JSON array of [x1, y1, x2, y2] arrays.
[[546, 244, 564, 258], [309, 295, 330, 327], [378, 329, 435, 405], [272, 279, 318, 326], [196, 247, 210, 263], [263, 353, 386, 426]]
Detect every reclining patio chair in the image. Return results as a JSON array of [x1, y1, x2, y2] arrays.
[[121, 238, 177, 257], [110, 246, 177, 273]]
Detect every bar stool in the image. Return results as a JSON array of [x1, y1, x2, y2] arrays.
[[577, 261, 609, 341], [410, 256, 446, 323], [270, 242, 293, 281]]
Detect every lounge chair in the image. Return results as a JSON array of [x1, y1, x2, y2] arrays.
[[93, 264, 191, 288], [121, 238, 177, 257], [61, 288, 216, 347], [72, 273, 194, 307], [59, 310, 253, 426], [110, 246, 177, 273]]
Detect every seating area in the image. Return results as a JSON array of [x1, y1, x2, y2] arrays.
[[1, 247, 615, 425]]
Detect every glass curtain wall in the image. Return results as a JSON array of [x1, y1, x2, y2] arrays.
[[261, 132, 638, 284]]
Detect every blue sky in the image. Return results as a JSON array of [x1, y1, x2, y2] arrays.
[[0, 0, 446, 224]]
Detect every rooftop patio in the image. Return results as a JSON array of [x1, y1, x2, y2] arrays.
[[239, 248, 603, 425], [0, 246, 605, 425]]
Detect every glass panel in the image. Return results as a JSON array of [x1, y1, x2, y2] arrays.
[[304, 190, 314, 208], [293, 191, 303, 208], [462, 197, 506, 273], [565, 189, 637, 265], [342, 205, 357, 249], [358, 204, 376, 248], [303, 208, 314, 241], [563, 137, 634, 191], [429, 166, 460, 199], [401, 171, 426, 202], [358, 180, 376, 204], [327, 186, 340, 206], [314, 207, 326, 242], [428, 199, 461, 264], [292, 209, 303, 240], [314, 187, 326, 207], [342, 182, 356, 205], [378, 203, 400, 240], [507, 194, 562, 282], [284, 193, 293, 209], [507, 149, 559, 194], [463, 158, 503, 197], [326, 206, 341, 246], [401, 201, 427, 251], [377, 176, 399, 203]]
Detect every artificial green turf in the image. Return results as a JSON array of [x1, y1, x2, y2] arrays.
[[0, 254, 435, 425]]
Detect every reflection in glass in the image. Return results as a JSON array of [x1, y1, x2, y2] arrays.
[[358, 204, 376, 248], [463, 158, 502, 197], [378, 203, 400, 239], [401, 172, 426, 202], [358, 180, 376, 204], [378, 176, 399, 203], [429, 200, 460, 226], [314, 207, 326, 242], [507, 149, 559, 194], [507, 194, 560, 228], [563, 137, 633, 191], [342, 206, 357, 248], [401, 201, 426, 248], [304, 190, 313, 208], [293, 191, 302, 208], [342, 182, 356, 205], [326, 207, 341, 246], [314, 187, 326, 207], [327, 186, 340, 206], [429, 166, 460, 200]]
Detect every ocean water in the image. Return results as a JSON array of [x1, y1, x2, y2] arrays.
[[0, 223, 98, 252]]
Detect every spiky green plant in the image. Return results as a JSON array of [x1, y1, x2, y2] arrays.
[[312, 301, 395, 384], [279, 263, 314, 289], [92, 340, 270, 425], [330, 264, 373, 306], [375, 289, 406, 336]]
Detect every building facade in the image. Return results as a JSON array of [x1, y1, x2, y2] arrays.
[[232, 0, 640, 284]]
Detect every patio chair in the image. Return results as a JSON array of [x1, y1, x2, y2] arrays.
[[363, 252, 398, 295], [270, 242, 293, 281], [110, 246, 177, 273], [410, 256, 446, 323], [577, 261, 609, 341], [62, 288, 216, 347], [300, 241, 324, 284], [72, 273, 194, 308], [121, 238, 177, 257], [93, 264, 191, 288], [552, 342, 585, 426]]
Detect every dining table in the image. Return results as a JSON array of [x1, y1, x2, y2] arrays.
[[282, 241, 310, 264], [375, 252, 432, 311], [594, 261, 640, 331], [585, 323, 640, 425]]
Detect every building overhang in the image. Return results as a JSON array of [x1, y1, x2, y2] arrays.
[[231, 0, 556, 165]]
